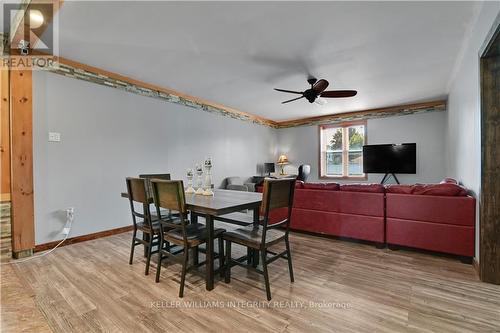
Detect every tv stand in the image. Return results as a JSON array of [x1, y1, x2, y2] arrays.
[[380, 173, 400, 184]]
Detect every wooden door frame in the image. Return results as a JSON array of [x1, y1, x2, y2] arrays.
[[479, 13, 500, 284]]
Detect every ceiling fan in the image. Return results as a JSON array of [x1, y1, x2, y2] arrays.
[[274, 78, 357, 104]]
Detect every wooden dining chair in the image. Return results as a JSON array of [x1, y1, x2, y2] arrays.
[[223, 178, 296, 300], [151, 179, 225, 297], [126, 177, 162, 275], [139, 173, 170, 198], [139, 173, 173, 218]]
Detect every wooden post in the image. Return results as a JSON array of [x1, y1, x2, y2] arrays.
[[479, 21, 500, 285], [10, 69, 34, 258], [1, 63, 10, 201]]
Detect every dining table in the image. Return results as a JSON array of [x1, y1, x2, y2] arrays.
[[121, 189, 263, 291]]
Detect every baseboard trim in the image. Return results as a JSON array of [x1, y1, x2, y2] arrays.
[[34, 225, 133, 252]]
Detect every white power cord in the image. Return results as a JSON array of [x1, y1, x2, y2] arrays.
[[1, 207, 74, 265]]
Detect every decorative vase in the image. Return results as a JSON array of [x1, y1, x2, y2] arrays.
[[185, 168, 195, 194], [195, 164, 205, 195], [202, 157, 214, 196]]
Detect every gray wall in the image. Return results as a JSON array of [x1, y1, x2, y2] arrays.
[[33, 72, 277, 245], [277, 111, 447, 184], [446, 3, 500, 258]]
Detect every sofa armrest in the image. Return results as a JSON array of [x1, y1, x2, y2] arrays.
[[227, 184, 249, 192], [244, 182, 256, 192]]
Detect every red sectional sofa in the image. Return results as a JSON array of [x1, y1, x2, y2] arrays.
[[385, 184, 475, 257], [290, 183, 385, 245], [258, 179, 475, 258]]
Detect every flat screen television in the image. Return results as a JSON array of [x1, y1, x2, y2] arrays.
[[363, 143, 416, 174]]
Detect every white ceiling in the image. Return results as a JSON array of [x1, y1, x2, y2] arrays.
[[52, 1, 478, 121]]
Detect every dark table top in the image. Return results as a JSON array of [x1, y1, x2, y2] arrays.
[[121, 189, 262, 216]]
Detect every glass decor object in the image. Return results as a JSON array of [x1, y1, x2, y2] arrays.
[[195, 164, 205, 195], [202, 157, 214, 196], [185, 168, 195, 194]]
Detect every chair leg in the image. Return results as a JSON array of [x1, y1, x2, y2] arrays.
[[247, 248, 252, 265], [252, 249, 259, 268], [145, 238, 153, 275], [193, 246, 199, 266], [155, 236, 164, 283], [261, 249, 272, 301], [129, 229, 137, 265], [285, 237, 294, 283], [225, 240, 231, 283], [218, 237, 225, 278], [143, 232, 150, 257], [179, 249, 189, 298]]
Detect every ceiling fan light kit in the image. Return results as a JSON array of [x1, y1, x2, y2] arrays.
[[275, 78, 357, 104]]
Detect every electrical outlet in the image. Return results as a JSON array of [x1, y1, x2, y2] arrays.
[[48, 132, 61, 142]]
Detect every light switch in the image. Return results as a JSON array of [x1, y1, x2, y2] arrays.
[[48, 132, 61, 142]]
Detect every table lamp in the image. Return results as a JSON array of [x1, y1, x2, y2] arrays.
[[277, 154, 289, 175]]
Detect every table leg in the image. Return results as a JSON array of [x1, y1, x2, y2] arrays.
[[191, 211, 198, 224], [143, 203, 149, 257], [143, 233, 149, 257], [252, 206, 260, 266], [205, 214, 214, 291]]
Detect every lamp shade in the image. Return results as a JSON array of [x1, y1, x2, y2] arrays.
[[277, 154, 289, 165]]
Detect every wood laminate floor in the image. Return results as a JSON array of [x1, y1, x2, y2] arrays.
[[1, 226, 499, 333]]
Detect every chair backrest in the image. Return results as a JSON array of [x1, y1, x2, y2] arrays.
[[297, 164, 311, 182], [151, 179, 189, 242], [260, 178, 296, 235], [139, 173, 171, 199], [126, 177, 153, 227]]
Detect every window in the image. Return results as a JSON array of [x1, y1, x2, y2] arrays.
[[319, 121, 366, 179]]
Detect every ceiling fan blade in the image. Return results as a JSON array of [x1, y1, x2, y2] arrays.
[[312, 79, 329, 93], [282, 96, 305, 104], [320, 90, 358, 98], [274, 88, 303, 95]]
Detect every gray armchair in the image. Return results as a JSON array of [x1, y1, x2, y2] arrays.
[[224, 177, 256, 192]]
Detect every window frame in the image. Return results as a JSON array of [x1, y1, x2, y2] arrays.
[[318, 120, 368, 180]]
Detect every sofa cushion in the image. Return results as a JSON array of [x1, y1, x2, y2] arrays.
[[386, 218, 474, 256], [339, 191, 385, 217], [291, 208, 385, 243], [293, 189, 341, 212], [385, 184, 414, 194], [440, 177, 458, 185], [302, 182, 340, 190], [412, 183, 468, 196], [340, 183, 385, 193], [386, 193, 475, 226]]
